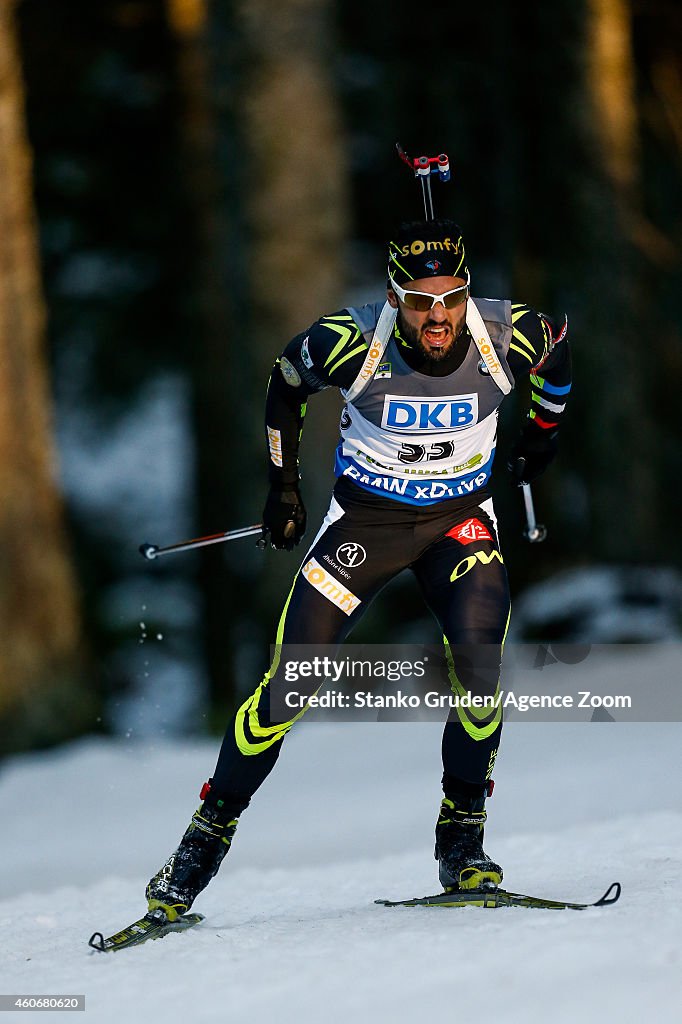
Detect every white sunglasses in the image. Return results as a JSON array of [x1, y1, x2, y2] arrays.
[[389, 272, 470, 311]]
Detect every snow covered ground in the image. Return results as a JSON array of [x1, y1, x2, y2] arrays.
[[2, 657, 682, 1023]]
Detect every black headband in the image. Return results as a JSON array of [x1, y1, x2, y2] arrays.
[[387, 222, 468, 285]]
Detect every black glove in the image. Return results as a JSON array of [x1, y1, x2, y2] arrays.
[[508, 421, 559, 485], [261, 483, 307, 550]]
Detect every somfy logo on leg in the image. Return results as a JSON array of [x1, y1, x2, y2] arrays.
[[301, 559, 361, 615], [336, 542, 367, 568]]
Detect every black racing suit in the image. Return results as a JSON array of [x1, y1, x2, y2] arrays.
[[210, 301, 572, 812]]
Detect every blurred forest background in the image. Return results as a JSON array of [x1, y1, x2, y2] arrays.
[[1, 0, 681, 753]]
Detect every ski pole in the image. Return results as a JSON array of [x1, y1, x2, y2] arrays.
[[139, 524, 264, 561], [521, 483, 547, 543], [139, 520, 297, 560]]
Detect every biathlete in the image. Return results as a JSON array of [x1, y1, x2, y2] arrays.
[[145, 217, 571, 919]]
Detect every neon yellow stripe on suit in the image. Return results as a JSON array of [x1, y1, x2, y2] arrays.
[[512, 326, 536, 352], [509, 342, 533, 363], [511, 304, 530, 322], [234, 575, 310, 755], [329, 343, 367, 376], [323, 323, 359, 368], [442, 605, 511, 741]]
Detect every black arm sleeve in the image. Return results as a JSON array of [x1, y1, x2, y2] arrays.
[[264, 311, 369, 486], [265, 360, 312, 487]]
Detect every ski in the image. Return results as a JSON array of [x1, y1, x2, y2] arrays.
[[88, 909, 204, 952], [375, 881, 621, 911]]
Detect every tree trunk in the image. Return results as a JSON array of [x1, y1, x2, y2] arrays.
[[578, 0, 656, 556], [235, 0, 350, 342], [166, 0, 243, 716], [167, 0, 350, 714], [234, 0, 351, 684], [0, 0, 87, 751], [587, 0, 638, 196]]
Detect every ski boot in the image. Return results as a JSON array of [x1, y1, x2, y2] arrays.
[[435, 777, 502, 892], [146, 781, 244, 920]]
